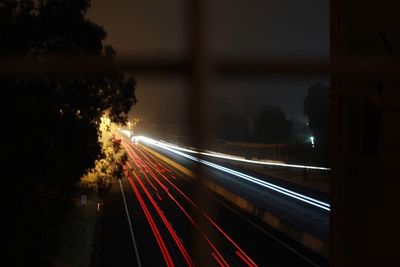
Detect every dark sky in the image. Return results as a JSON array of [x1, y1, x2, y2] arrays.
[[87, 0, 329, 123]]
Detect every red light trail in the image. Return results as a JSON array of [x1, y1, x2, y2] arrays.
[[120, 136, 259, 266], [129, 170, 195, 267], [128, 141, 258, 266], [123, 169, 175, 267]]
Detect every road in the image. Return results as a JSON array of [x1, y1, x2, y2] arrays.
[[99, 135, 329, 266], [138, 137, 330, 242]]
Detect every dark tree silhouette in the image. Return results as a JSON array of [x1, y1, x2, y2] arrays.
[[252, 105, 294, 143], [303, 83, 330, 143], [0, 1, 136, 265]]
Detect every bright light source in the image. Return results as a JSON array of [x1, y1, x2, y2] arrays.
[[121, 129, 131, 137], [310, 136, 315, 148], [131, 135, 139, 144]]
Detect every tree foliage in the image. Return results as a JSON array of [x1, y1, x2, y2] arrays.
[[0, 1, 135, 265], [81, 134, 127, 199]]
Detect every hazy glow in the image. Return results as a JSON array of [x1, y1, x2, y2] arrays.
[[121, 129, 131, 137], [135, 135, 330, 212]]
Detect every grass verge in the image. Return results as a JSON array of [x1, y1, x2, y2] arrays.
[[53, 195, 99, 267]]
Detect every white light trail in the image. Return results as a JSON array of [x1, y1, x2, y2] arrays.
[[138, 137, 329, 171], [135, 135, 331, 212], [310, 136, 315, 148], [121, 129, 132, 138]]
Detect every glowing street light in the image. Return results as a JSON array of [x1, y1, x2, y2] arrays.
[[310, 136, 315, 148]]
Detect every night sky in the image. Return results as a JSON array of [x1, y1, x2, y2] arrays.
[[87, 0, 329, 124]]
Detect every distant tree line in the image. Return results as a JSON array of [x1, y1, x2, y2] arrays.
[[209, 97, 294, 144], [0, 1, 135, 266], [149, 83, 330, 165], [152, 85, 331, 149]]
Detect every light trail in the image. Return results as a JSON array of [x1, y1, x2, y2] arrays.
[[136, 136, 331, 212], [124, 140, 197, 266], [129, 137, 329, 210], [124, 169, 175, 267], [128, 162, 195, 267], [125, 141, 258, 266], [124, 141, 230, 266], [132, 135, 330, 171], [235, 250, 257, 267], [121, 129, 132, 138], [127, 160, 159, 192], [212, 252, 226, 267]]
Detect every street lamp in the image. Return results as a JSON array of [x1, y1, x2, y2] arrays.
[[310, 136, 315, 148]]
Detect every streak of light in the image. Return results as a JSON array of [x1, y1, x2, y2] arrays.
[[125, 137, 328, 212], [124, 141, 231, 266], [235, 250, 257, 267], [212, 252, 227, 267], [129, 169, 195, 267], [137, 136, 331, 212], [126, 148, 160, 192], [134, 135, 330, 171], [121, 129, 131, 137], [124, 169, 175, 267], [167, 192, 231, 267], [126, 141, 257, 266], [138, 146, 254, 266]]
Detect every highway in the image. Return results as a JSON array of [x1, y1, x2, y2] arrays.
[[137, 136, 330, 242], [103, 135, 329, 266]]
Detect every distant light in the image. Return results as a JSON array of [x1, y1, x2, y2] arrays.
[[310, 136, 315, 148]]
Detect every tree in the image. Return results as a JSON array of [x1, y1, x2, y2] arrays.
[[81, 134, 128, 199], [303, 83, 330, 143], [252, 105, 294, 143], [0, 1, 136, 265]]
